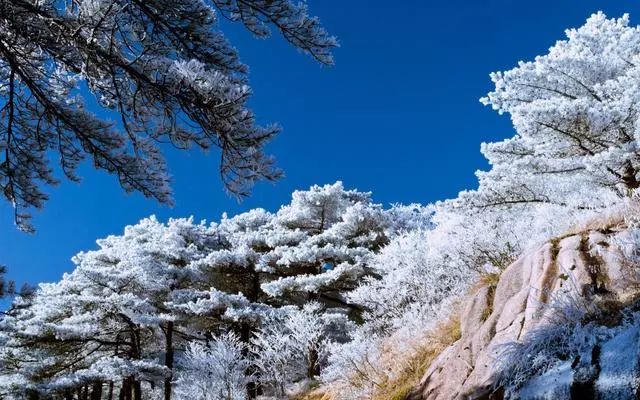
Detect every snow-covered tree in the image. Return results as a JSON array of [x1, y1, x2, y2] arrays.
[[0, 182, 410, 399], [0, 216, 266, 399], [0, 0, 336, 232], [323, 213, 486, 398], [196, 182, 396, 319], [461, 12, 640, 217], [252, 303, 351, 396], [174, 333, 250, 400], [260, 183, 390, 315], [349, 229, 475, 335]]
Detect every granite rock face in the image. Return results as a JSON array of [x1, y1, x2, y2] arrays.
[[410, 229, 640, 400]]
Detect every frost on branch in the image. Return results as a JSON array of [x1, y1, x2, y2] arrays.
[[174, 333, 251, 400], [0, 0, 336, 231], [252, 303, 352, 397], [460, 12, 640, 219]]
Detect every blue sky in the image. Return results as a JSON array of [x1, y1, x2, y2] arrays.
[[2, 0, 639, 287]]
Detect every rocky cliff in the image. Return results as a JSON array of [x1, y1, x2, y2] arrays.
[[410, 226, 640, 400]]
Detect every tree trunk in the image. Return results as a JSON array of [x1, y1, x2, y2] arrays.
[[108, 381, 114, 400], [164, 320, 174, 400], [240, 321, 259, 399], [128, 324, 142, 400], [241, 271, 262, 399], [307, 347, 320, 378], [90, 382, 103, 400], [26, 390, 40, 400], [119, 377, 131, 400], [622, 161, 640, 190], [133, 381, 142, 400]]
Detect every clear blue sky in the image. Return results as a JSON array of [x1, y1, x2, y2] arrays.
[[2, 0, 639, 287]]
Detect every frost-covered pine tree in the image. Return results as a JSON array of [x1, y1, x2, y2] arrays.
[[0, 183, 409, 399], [197, 182, 396, 318], [260, 182, 390, 315], [0, 0, 336, 232], [461, 13, 640, 215], [0, 217, 265, 399]]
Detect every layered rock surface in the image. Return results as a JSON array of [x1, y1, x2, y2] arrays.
[[410, 228, 640, 400]]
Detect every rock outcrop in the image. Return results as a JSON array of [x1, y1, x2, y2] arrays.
[[410, 228, 640, 400]]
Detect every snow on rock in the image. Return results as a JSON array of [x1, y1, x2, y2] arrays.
[[596, 323, 640, 399], [519, 362, 573, 400]]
